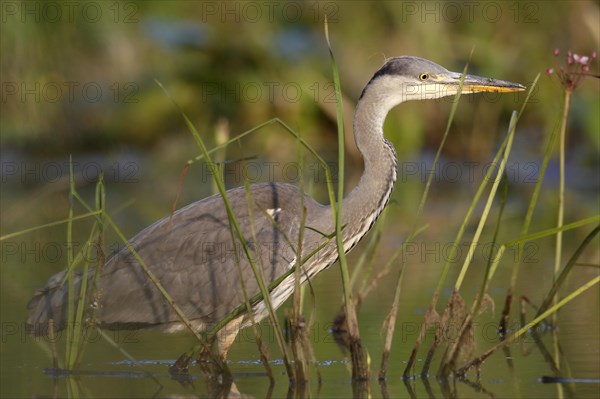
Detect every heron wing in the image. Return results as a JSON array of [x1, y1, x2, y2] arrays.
[[27, 182, 315, 332]]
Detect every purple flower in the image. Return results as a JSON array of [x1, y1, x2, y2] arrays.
[[547, 48, 596, 92]]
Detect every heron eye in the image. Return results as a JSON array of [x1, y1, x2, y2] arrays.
[[419, 73, 430, 81]]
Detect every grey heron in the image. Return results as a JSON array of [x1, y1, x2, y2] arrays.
[[27, 56, 525, 360]]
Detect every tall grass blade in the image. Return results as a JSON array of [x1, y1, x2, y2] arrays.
[[454, 111, 518, 291], [324, 17, 368, 381], [555, 90, 572, 281], [65, 156, 76, 369], [0, 211, 101, 241], [536, 225, 600, 317], [501, 73, 553, 334], [552, 88, 573, 376], [241, 179, 277, 381]]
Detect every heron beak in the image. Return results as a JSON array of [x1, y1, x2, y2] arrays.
[[448, 72, 526, 93]]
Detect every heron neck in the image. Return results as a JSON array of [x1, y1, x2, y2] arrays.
[[341, 97, 397, 243]]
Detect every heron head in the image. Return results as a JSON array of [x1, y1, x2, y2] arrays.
[[362, 56, 526, 107]]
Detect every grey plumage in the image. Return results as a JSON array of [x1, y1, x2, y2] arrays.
[[27, 183, 323, 333]]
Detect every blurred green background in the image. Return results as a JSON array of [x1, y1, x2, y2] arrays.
[[1, 1, 599, 398], [2, 1, 598, 232]]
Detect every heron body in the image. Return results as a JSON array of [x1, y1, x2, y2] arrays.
[[27, 56, 524, 358]]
